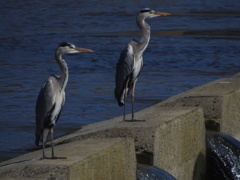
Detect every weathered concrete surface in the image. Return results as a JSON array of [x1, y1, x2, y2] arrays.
[[0, 138, 136, 180], [158, 74, 240, 139], [46, 106, 206, 180], [152, 107, 205, 180]]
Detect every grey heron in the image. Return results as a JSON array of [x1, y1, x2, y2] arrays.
[[115, 8, 170, 122], [35, 42, 93, 159]]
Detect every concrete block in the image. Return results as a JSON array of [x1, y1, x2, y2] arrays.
[[108, 107, 206, 180], [152, 107, 206, 180], [0, 138, 136, 180], [160, 76, 240, 138], [222, 88, 240, 138], [50, 106, 206, 180]]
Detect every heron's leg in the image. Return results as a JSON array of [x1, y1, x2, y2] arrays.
[[50, 128, 55, 158], [50, 128, 67, 159], [123, 89, 127, 121], [40, 131, 48, 159], [123, 79, 130, 121], [124, 81, 145, 122], [131, 81, 136, 120], [42, 143, 47, 159]]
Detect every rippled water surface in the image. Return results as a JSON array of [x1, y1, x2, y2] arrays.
[[0, 0, 240, 161]]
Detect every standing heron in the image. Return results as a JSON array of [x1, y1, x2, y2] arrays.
[[115, 8, 170, 122], [35, 42, 93, 159]]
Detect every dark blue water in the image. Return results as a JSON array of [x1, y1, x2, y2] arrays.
[[0, 0, 240, 162], [207, 133, 240, 179], [137, 163, 176, 180]]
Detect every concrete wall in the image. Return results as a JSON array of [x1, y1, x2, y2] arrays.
[[1, 73, 240, 180], [160, 74, 240, 139], [222, 88, 240, 138], [0, 138, 136, 180], [153, 107, 205, 180], [69, 106, 206, 179]]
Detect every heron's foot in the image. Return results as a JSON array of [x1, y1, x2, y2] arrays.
[[40, 156, 67, 160], [123, 119, 146, 122], [40, 156, 49, 160], [51, 156, 67, 159]]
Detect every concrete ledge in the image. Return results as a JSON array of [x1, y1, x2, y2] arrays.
[[108, 107, 206, 180], [0, 138, 136, 180], [152, 107, 205, 180], [158, 75, 240, 139], [48, 106, 205, 180]]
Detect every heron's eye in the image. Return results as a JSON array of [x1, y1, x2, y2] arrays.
[[150, 10, 154, 14], [69, 45, 74, 49]]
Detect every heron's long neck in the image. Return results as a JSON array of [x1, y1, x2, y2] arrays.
[[136, 16, 151, 57], [55, 53, 69, 92]]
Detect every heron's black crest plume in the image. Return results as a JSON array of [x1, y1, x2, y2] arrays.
[[140, 8, 151, 13], [59, 42, 71, 47]]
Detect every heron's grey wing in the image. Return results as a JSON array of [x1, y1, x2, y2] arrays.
[[35, 76, 57, 146], [115, 42, 135, 106]]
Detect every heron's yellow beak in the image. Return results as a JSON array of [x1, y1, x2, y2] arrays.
[[75, 48, 94, 52], [154, 12, 171, 16]]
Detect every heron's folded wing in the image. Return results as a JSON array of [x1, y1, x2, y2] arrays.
[[115, 42, 135, 104], [35, 76, 56, 129]]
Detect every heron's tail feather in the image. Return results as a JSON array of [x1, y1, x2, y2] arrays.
[[115, 88, 125, 107], [118, 100, 124, 107], [35, 135, 42, 146], [35, 128, 49, 146]]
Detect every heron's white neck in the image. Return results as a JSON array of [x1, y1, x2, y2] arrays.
[[55, 53, 69, 92], [136, 16, 151, 58]]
